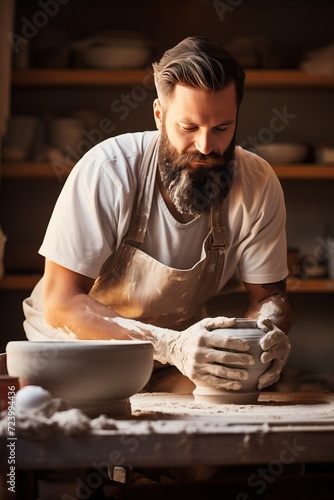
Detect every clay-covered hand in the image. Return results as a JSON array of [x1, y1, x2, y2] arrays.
[[163, 316, 254, 390], [256, 318, 291, 390]]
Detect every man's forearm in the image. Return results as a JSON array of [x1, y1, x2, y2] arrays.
[[245, 292, 291, 333], [44, 291, 178, 363]]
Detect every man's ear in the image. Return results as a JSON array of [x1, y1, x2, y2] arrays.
[[153, 98, 163, 130]]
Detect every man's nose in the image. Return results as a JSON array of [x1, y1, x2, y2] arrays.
[[194, 131, 214, 155]]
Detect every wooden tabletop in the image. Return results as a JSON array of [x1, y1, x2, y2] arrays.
[[1, 391, 334, 470]]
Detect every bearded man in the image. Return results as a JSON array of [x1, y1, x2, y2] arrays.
[[23, 36, 291, 394]]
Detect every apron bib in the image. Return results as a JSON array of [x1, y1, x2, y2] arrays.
[[90, 133, 228, 331]]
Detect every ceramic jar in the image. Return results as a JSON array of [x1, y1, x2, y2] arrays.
[[49, 117, 83, 153], [193, 318, 271, 404]]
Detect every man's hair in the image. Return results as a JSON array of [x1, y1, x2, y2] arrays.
[[152, 36, 245, 107]]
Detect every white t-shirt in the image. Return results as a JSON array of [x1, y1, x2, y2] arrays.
[[39, 130, 288, 290]]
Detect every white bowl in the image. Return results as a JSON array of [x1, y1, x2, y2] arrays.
[[193, 319, 271, 404], [253, 142, 309, 163], [72, 38, 152, 69], [6, 340, 154, 416]]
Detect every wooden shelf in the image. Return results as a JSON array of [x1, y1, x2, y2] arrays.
[[272, 164, 334, 179], [11, 69, 154, 87], [286, 278, 334, 293], [245, 70, 334, 88], [1, 161, 74, 179], [0, 274, 41, 290], [1, 274, 334, 293], [235, 278, 334, 294], [11, 69, 334, 88], [2, 161, 334, 180]]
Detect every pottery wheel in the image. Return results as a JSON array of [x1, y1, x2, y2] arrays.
[[130, 391, 334, 424]]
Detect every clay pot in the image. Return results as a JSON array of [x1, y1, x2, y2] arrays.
[[6, 340, 154, 417], [193, 319, 271, 404]]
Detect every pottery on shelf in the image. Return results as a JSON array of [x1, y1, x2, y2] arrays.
[[6, 340, 154, 417], [193, 318, 271, 404]]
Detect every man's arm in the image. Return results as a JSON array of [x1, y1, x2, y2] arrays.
[[243, 279, 292, 333], [42, 259, 157, 342]]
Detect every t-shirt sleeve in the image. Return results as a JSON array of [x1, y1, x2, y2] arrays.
[[39, 156, 125, 279], [238, 170, 288, 284]]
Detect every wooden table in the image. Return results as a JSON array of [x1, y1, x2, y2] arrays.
[[1, 391, 334, 499]]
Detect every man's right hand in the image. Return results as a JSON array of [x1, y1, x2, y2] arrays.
[[164, 317, 254, 390]]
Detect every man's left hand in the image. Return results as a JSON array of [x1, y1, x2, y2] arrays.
[[256, 318, 291, 390]]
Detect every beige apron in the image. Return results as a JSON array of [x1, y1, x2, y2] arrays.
[[90, 133, 228, 332]]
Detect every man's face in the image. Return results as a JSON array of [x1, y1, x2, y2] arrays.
[[155, 83, 238, 216]]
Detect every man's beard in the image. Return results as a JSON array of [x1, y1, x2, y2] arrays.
[[157, 127, 235, 217]]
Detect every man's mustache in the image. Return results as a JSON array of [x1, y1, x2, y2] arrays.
[[173, 151, 224, 169]]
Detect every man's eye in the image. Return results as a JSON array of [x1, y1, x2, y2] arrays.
[[215, 127, 228, 132], [181, 126, 196, 131]]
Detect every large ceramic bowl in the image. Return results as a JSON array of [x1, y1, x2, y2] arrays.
[[253, 142, 309, 163], [71, 37, 153, 69], [6, 340, 154, 416], [193, 319, 271, 404]]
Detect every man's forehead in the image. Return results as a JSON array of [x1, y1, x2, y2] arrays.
[[167, 83, 237, 119]]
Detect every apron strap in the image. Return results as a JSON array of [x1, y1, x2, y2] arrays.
[[210, 204, 228, 250], [124, 132, 160, 247]]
